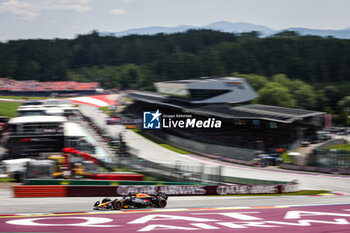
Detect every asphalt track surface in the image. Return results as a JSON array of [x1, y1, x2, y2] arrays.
[[0, 187, 350, 215], [2, 204, 350, 233]]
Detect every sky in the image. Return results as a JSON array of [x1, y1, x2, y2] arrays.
[[0, 0, 349, 41]]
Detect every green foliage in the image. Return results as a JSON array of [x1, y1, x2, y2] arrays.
[[273, 31, 300, 38], [1, 30, 350, 84], [69, 64, 155, 90], [323, 86, 344, 108], [257, 82, 297, 108], [232, 73, 268, 90], [333, 110, 350, 126], [292, 82, 317, 109], [337, 96, 350, 111], [272, 74, 292, 87], [0, 30, 349, 115]]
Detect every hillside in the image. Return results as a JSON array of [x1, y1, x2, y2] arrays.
[[0, 29, 349, 123]]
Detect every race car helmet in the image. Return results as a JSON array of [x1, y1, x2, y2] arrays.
[[102, 197, 111, 203], [136, 193, 150, 198]]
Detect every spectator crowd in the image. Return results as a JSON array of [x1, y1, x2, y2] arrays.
[[0, 78, 99, 92]]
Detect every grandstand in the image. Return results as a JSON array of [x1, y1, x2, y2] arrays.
[[154, 77, 257, 104], [126, 77, 325, 162], [0, 78, 100, 96]]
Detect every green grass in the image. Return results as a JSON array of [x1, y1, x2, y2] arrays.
[[0, 96, 48, 100], [326, 144, 350, 151], [131, 129, 192, 154], [99, 106, 110, 115], [0, 177, 16, 182], [0, 101, 20, 117], [158, 143, 192, 154], [280, 151, 294, 164]]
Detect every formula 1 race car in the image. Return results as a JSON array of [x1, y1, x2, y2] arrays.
[[93, 192, 168, 210]]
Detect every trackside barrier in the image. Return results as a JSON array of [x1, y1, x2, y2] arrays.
[[280, 163, 350, 175], [88, 174, 144, 181], [24, 177, 290, 186], [13, 185, 67, 198], [13, 183, 299, 197], [222, 176, 291, 185], [23, 179, 212, 186]]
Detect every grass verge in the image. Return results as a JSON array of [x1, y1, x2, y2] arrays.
[[99, 106, 110, 115], [326, 144, 350, 151], [0, 177, 16, 182], [280, 151, 294, 164], [0, 101, 21, 117], [0, 96, 48, 100]]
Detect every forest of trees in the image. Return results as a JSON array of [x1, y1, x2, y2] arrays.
[[0, 30, 349, 125]]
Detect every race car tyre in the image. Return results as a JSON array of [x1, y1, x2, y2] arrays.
[[112, 200, 123, 210], [157, 198, 167, 208], [157, 192, 168, 200]]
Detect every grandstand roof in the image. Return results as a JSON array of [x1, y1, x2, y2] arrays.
[[154, 76, 258, 104], [9, 116, 67, 124], [128, 91, 324, 123], [190, 104, 324, 123]]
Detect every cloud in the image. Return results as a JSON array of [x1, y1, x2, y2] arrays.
[[0, 0, 39, 19], [110, 8, 126, 15], [0, 0, 92, 20]]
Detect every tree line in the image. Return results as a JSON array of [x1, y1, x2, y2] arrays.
[[0, 30, 349, 125]]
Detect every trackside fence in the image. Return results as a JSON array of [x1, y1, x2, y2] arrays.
[[117, 155, 293, 185], [118, 156, 222, 184]]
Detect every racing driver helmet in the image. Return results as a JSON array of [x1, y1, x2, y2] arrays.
[[135, 192, 149, 198]]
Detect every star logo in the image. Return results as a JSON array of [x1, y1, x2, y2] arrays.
[[143, 110, 162, 129], [150, 109, 161, 122]]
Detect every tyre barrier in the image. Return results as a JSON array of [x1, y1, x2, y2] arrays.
[[13, 183, 298, 197]]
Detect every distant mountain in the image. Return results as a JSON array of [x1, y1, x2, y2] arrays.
[[100, 21, 350, 39], [202, 21, 276, 36], [101, 25, 193, 37], [284, 27, 350, 39], [101, 21, 276, 37]]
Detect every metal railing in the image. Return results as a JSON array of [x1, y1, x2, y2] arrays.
[[118, 155, 222, 184], [310, 149, 350, 168]]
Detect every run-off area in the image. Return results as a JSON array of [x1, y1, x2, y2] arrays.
[[2, 204, 350, 233]]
